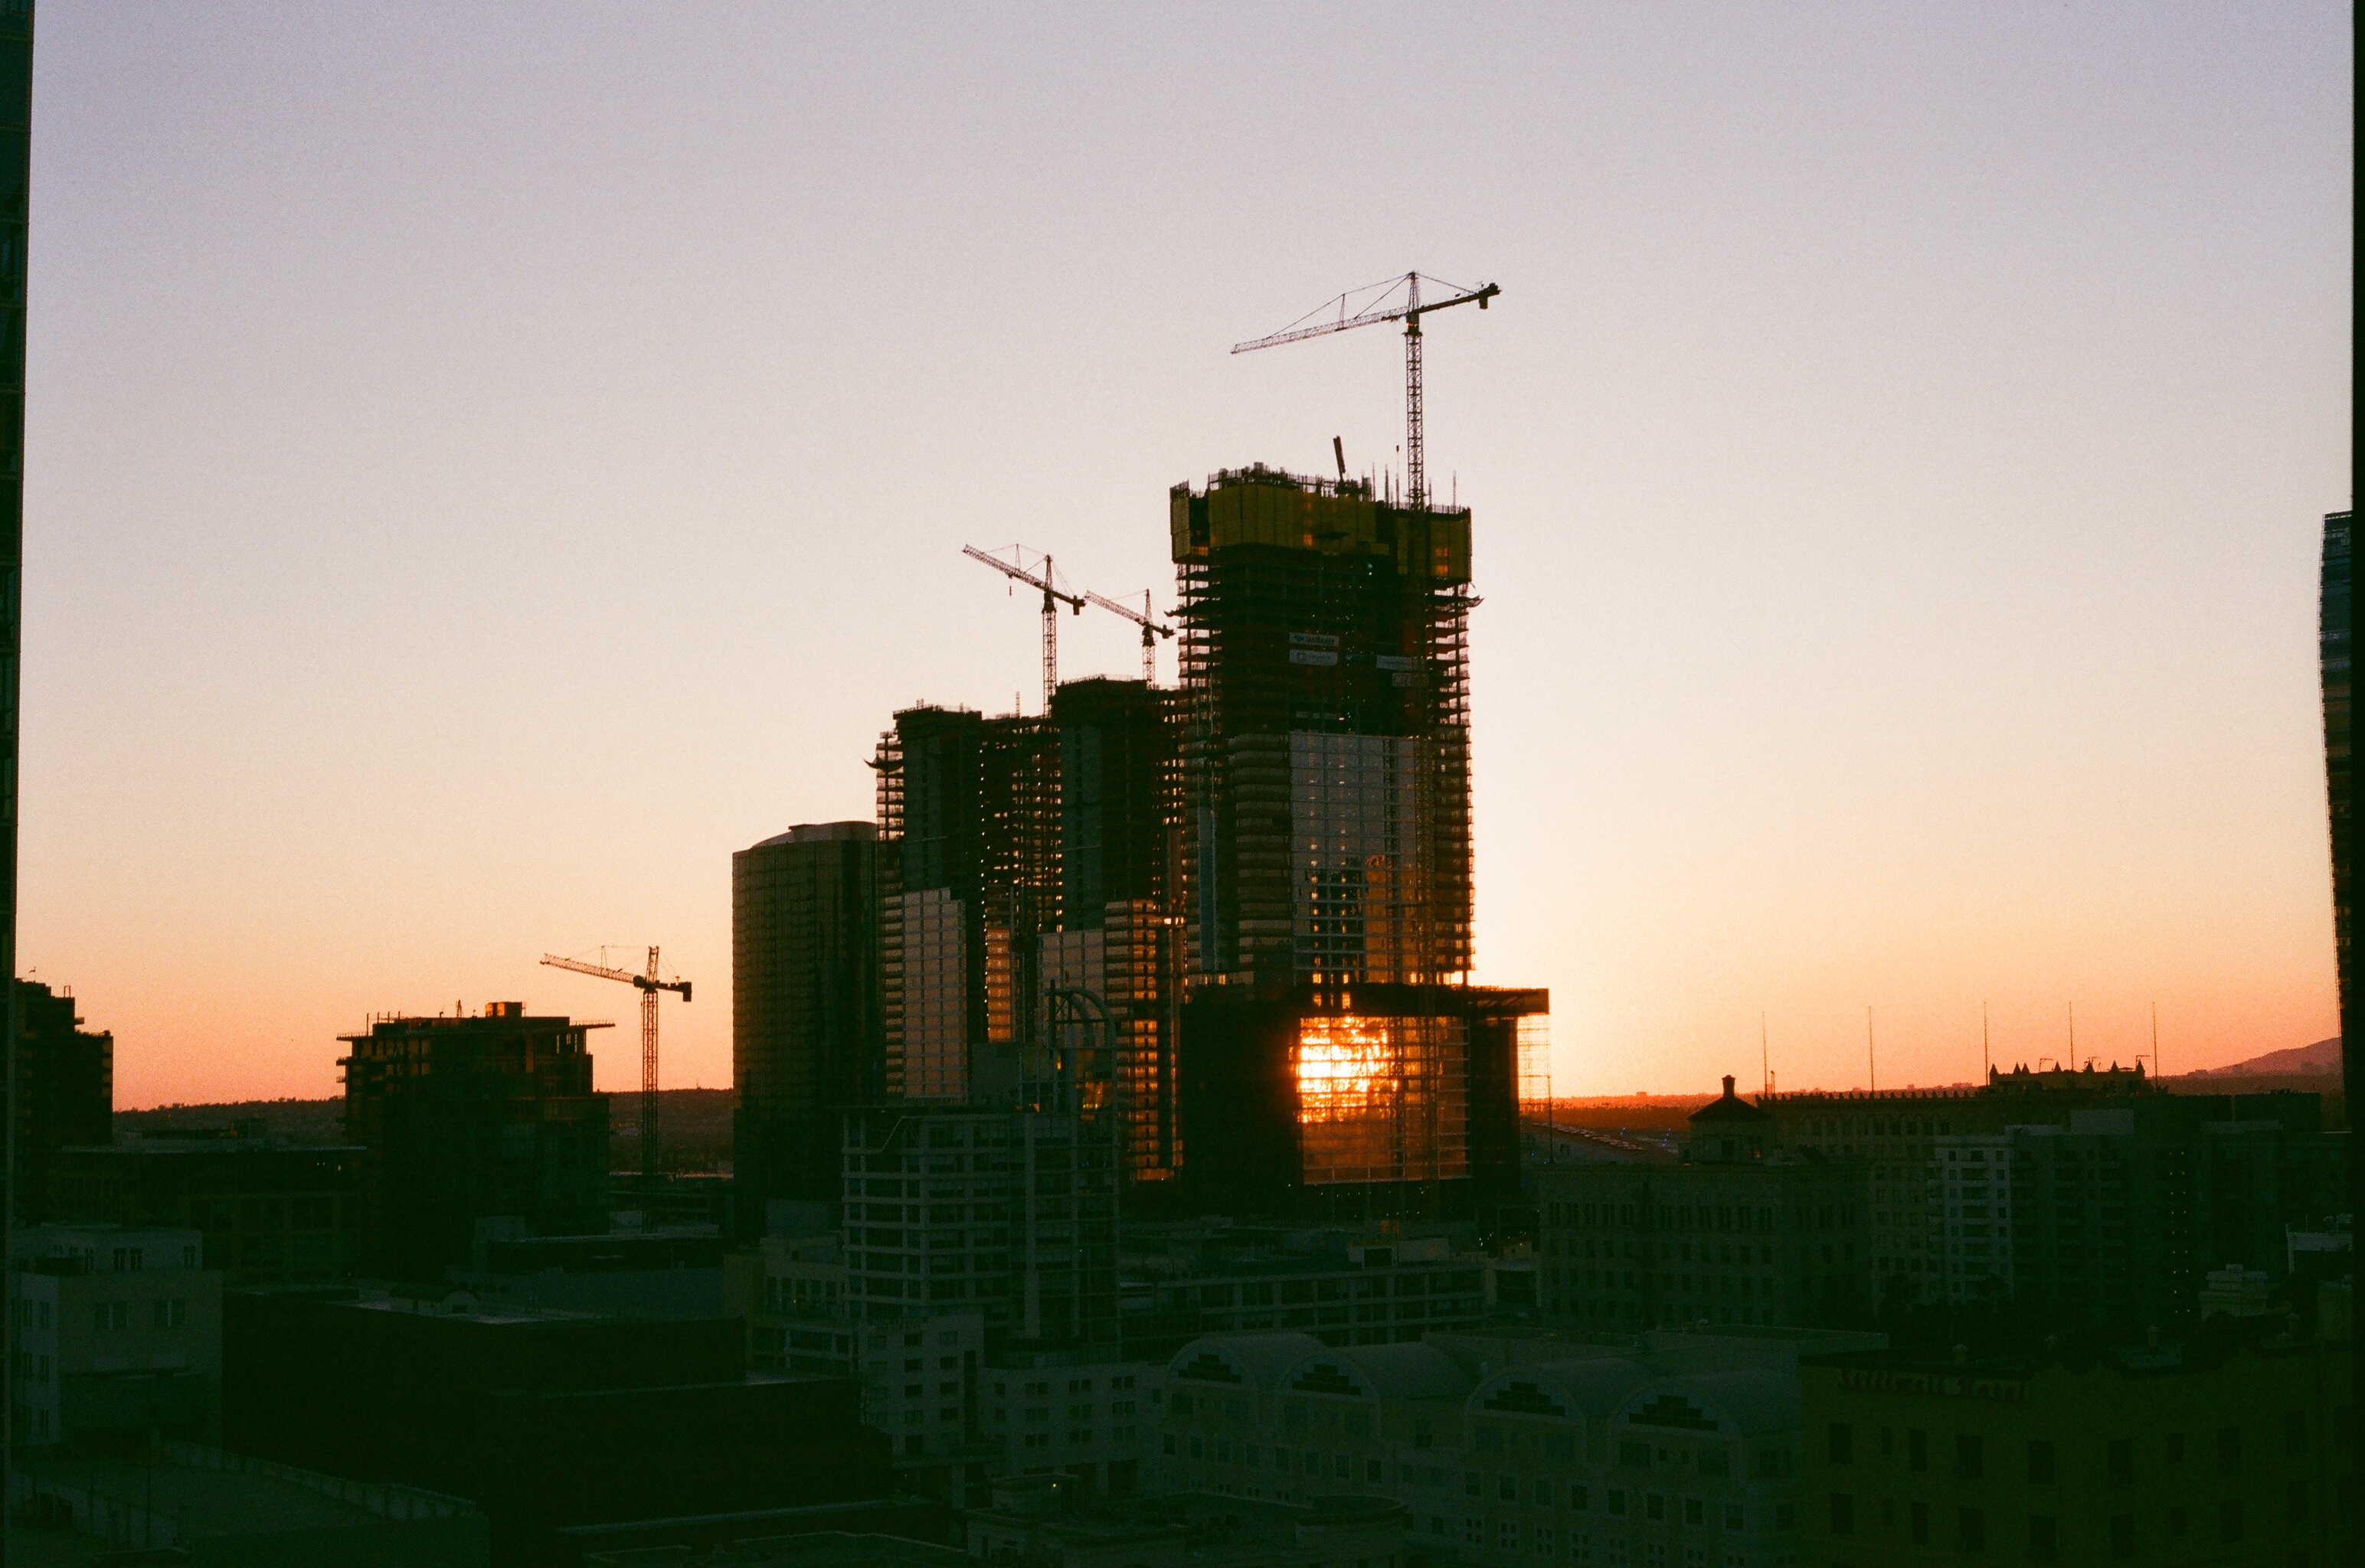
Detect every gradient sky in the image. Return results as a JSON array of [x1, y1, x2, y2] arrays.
[[22, 4, 2353, 1108]]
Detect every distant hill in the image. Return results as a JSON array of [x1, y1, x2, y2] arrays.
[[2181, 1037, 2340, 1078]]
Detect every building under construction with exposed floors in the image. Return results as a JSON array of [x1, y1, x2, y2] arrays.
[[1166, 463, 1543, 1219]]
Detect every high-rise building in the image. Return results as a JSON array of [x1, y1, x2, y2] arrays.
[[8, 980, 111, 1223], [875, 706, 1059, 1103], [733, 821, 885, 1227], [1164, 464, 1545, 1215], [2321, 508, 2356, 1143], [338, 1004, 610, 1276], [0, 0, 28, 1227], [1047, 676, 1181, 1181]]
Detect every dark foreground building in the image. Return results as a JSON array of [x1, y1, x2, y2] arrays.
[[1800, 1325, 2353, 1566], [2323, 507, 2357, 1140], [44, 1125, 361, 1285], [339, 1004, 610, 1276], [8, 978, 112, 1223], [734, 821, 885, 1228], [226, 1286, 897, 1566]]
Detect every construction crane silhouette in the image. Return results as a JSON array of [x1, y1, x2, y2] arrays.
[[963, 545, 1084, 714], [1233, 273, 1499, 511], [1083, 590, 1173, 684], [540, 947, 690, 1182]]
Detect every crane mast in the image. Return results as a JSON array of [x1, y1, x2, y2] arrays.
[[964, 545, 1084, 713], [540, 947, 692, 1183], [1232, 272, 1498, 511]]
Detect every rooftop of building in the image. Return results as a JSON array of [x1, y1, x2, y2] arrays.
[[746, 821, 877, 850], [1801, 1315, 2344, 1384], [1688, 1076, 1774, 1125]]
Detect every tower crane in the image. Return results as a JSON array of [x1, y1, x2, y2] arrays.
[[963, 545, 1084, 714], [1083, 590, 1173, 684], [540, 947, 691, 1183], [1232, 273, 1500, 511]]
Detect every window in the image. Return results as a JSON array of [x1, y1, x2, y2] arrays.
[[1367, 1459, 1385, 1482], [2108, 1514, 2133, 1558], [1608, 1490, 1627, 1518], [1908, 1428, 1927, 1472], [2216, 1426, 2240, 1474], [1500, 1475, 1518, 1501], [2026, 1439, 2054, 1484], [1957, 1507, 1984, 1551], [1465, 1472, 1482, 1497], [1954, 1433, 1984, 1478], [1722, 1504, 1742, 1531], [2106, 1437, 2131, 1485], [1163, 1434, 1177, 1456], [2165, 1432, 2184, 1464], [1827, 1423, 1853, 1464], [2026, 1516, 2056, 1562], [1681, 1497, 1703, 1526], [1827, 1494, 1853, 1537], [2282, 1410, 2308, 1455], [1645, 1494, 1666, 1523], [2217, 1498, 2242, 1543], [153, 1298, 186, 1330], [1618, 1441, 1650, 1468], [1909, 1501, 1928, 1545], [92, 1301, 127, 1332]]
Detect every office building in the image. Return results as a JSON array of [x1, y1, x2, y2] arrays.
[[875, 705, 1060, 1103], [338, 1003, 610, 1277], [1165, 464, 1546, 1215], [1539, 1079, 1875, 1331], [8, 978, 112, 1223], [1799, 1328, 2352, 1565], [734, 821, 887, 1223], [840, 1103, 1118, 1354], [1761, 1066, 2337, 1314], [8, 1222, 221, 1449], [44, 1125, 360, 1286], [1156, 1325, 1869, 1568], [2324, 508, 2358, 1138]]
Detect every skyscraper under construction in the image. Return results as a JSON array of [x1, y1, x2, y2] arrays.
[[1167, 463, 1542, 1217]]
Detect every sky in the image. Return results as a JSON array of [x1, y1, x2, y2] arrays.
[[21, 4, 2353, 1107]]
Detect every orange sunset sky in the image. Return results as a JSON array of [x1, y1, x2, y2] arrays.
[[18, 6, 2353, 1108]]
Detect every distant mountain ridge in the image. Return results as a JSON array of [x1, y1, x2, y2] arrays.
[[2181, 1037, 2340, 1077]]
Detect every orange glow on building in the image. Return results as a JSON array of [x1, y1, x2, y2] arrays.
[[1291, 1013, 1468, 1185]]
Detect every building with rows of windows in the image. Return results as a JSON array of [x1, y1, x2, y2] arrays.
[[8, 1222, 221, 1449], [1152, 1327, 1883, 1568], [1537, 1082, 1873, 1332]]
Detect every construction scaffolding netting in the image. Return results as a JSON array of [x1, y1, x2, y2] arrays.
[[1293, 1013, 1468, 1185]]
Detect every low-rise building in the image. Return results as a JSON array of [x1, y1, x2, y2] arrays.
[[983, 1348, 1157, 1496], [1798, 1329, 2353, 1566], [1539, 1080, 1873, 1331], [1120, 1223, 1492, 1360], [44, 1127, 361, 1287], [8, 1222, 222, 1448], [1156, 1325, 1869, 1568]]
